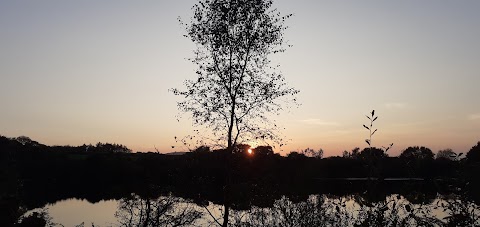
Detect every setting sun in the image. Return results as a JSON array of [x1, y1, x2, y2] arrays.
[[248, 149, 253, 154]]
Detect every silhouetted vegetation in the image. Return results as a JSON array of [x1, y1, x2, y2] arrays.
[[1, 135, 480, 226], [436, 148, 458, 161], [173, 0, 299, 225], [115, 194, 201, 227], [467, 141, 480, 162]]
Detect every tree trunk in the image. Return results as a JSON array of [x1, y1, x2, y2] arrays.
[[222, 202, 230, 227], [222, 144, 232, 227], [222, 93, 235, 227]]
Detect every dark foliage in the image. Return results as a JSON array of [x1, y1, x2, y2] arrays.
[[1, 136, 480, 226], [400, 146, 435, 161], [466, 141, 480, 162]]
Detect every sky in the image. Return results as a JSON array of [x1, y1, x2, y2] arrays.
[[1, 1, 479, 156]]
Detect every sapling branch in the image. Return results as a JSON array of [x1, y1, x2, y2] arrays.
[[363, 110, 393, 153]]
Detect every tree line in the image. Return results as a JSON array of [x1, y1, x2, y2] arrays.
[[1, 135, 480, 226]]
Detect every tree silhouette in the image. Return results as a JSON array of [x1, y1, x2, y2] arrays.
[[193, 145, 211, 153], [359, 147, 387, 160], [233, 144, 251, 154], [436, 148, 458, 161], [399, 146, 435, 178], [359, 147, 387, 178], [173, 0, 298, 225], [173, 0, 298, 149], [15, 136, 40, 146], [301, 147, 323, 159], [399, 146, 434, 161], [466, 142, 480, 162], [253, 145, 274, 156]]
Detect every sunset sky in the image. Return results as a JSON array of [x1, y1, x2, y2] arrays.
[[1, 1, 479, 156]]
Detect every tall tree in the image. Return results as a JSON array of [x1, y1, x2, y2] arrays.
[[173, 0, 298, 225], [173, 0, 297, 149]]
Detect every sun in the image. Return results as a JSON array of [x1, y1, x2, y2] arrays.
[[247, 149, 253, 154]]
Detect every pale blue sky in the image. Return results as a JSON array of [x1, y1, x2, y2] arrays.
[[1, 1, 479, 156]]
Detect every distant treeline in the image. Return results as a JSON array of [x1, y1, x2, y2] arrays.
[[5, 135, 132, 153], [1, 135, 480, 223]]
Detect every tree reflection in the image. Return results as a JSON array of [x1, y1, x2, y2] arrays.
[[115, 194, 202, 227], [226, 195, 355, 227], [438, 194, 480, 227], [10, 191, 479, 226], [220, 193, 479, 227], [355, 194, 442, 227]]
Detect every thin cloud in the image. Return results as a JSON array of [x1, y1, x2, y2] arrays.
[[301, 119, 340, 126], [385, 102, 407, 109], [468, 114, 480, 120]]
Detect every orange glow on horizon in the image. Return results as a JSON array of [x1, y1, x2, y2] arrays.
[[247, 149, 253, 154]]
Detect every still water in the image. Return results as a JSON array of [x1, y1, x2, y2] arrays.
[[45, 199, 118, 226], [25, 193, 480, 227]]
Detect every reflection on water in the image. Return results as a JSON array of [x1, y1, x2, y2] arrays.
[[115, 194, 201, 227], [226, 194, 480, 227], [36, 193, 479, 227]]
